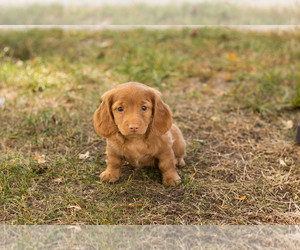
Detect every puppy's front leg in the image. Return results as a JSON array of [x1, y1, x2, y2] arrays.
[[100, 150, 122, 183], [158, 152, 181, 187]]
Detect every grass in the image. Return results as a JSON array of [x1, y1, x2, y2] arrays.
[[1, 2, 300, 25], [0, 27, 300, 225]]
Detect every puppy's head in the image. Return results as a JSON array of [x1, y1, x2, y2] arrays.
[[94, 82, 172, 138]]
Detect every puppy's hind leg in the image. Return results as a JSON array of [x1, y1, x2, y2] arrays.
[[170, 124, 186, 167]]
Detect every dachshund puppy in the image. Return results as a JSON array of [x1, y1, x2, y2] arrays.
[[93, 82, 185, 186]]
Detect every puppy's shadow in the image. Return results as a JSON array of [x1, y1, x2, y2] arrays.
[[121, 163, 162, 184]]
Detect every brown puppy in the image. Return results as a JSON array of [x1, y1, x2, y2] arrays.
[[93, 82, 185, 186]]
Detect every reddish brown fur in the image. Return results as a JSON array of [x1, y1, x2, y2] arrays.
[[93, 82, 186, 186]]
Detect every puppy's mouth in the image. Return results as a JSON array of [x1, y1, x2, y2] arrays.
[[127, 131, 143, 136], [118, 129, 145, 136]]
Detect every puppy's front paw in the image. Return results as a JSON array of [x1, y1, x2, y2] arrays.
[[163, 173, 181, 187], [100, 170, 120, 183], [176, 158, 185, 167]]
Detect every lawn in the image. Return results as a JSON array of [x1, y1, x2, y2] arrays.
[[0, 27, 300, 225]]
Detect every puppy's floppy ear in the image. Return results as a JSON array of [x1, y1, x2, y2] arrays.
[[93, 90, 117, 138], [148, 87, 173, 136]]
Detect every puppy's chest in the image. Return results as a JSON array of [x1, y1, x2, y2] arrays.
[[121, 140, 155, 167]]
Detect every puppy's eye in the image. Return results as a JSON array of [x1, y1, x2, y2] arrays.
[[141, 106, 147, 111], [118, 107, 124, 112]]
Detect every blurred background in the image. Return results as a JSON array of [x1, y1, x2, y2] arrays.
[[1, 0, 300, 25], [1, 0, 300, 6]]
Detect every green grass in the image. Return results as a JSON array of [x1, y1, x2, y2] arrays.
[[1, 2, 300, 24], [0, 27, 300, 225]]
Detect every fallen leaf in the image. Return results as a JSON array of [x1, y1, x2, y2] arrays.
[[234, 196, 246, 200], [127, 204, 143, 207], [279, 158, 286, 166], [38, 156, 46, 164], [262, 217, 274, 223], [281, 119, 293, 130], [16, 60, 23, 67], [228, 53, 239, 61], [99, 41, 111, 48], [53, 178, 63, 183], [79, 151, 89, 159], [34, 155, 46, 164], [211, 116, 220, 122], [67, 205, 81, 211], [222, 75, 233, 82]]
